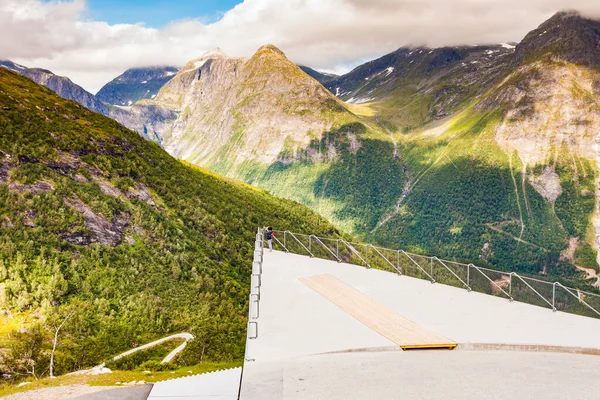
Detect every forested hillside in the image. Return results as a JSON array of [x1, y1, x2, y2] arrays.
[[370, 11, 600, 284], [0, 68, 339, 379]]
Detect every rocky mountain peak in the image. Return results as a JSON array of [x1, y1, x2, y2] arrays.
[[513, 10, 600, 68], [254, 44, 287, 58], [199, 48, 228, 60], [96, 65, 179, 106]]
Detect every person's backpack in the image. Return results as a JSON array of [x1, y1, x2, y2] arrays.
[[265, 230, 273, 240]]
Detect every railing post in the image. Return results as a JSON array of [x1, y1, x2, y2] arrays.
[[370, 245, 401, 275], [397, 250, 400, 272], [248, 321, 258, 340], [311, 235, 341, 262], [552, 282, 557, 312], [469, 264, 511, 300], [430, 258, 433, 280], [401, 250, 435, 283], [366, 245, 370, 269], [433, 257, 471, 292], [337, 240, 339, 259], [467, 264, 470, 288], [509, 273, 513, 301], [284, 231, 287, 249], [309, 235, 312, 253]]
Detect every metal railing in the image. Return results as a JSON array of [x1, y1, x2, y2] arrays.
[[271, 230, 600, 320], [246, 228, 263, 342]]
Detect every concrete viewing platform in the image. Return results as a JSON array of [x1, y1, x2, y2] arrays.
[[240, 250, 600, 399]]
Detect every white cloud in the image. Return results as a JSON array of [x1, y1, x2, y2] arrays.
[[1, 0, 600, 93]]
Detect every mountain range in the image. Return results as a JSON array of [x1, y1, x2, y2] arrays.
[[2, 11, 599, 286], [96, 66, 179, 106], [0, 60, 110, 116]]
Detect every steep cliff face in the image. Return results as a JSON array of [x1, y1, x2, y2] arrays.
[[0, 60, 109, 116], [96, 66, 179, 106], [129, 46, 360, 176]]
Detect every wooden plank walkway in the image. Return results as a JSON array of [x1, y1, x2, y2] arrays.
[[299, 274, 457, 350]]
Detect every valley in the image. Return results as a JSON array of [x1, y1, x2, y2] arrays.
[[79, 10, 600, 286]]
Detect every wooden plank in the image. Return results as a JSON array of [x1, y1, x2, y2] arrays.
[[299, 274, 457, 350]]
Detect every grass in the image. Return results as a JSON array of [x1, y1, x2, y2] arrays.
[[0, 362, 241, 397], [0, 314, 30, 347], [345, 102, 376, 117]]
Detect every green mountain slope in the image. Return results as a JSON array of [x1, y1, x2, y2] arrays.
[[0, 68, 340, 378], [325, 44, 515, 131], [370, 11, 600, 284], [113, 45, 402, 234]]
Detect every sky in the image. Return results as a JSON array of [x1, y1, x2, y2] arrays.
[[2, 0, 600, 93], [84, 0, 242, 27]]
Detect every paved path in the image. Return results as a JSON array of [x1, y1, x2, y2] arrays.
[[243, 350, 600, 399], [300, 274, 455, 349], [147, 367, 242, 400]]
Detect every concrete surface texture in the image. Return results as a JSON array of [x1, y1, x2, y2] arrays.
[[240, 250, 600, 399], [147, 367, 242, 400], [244, 350, 600, 400], [70, 385, 153, 400]]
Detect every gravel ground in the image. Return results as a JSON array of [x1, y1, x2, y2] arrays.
[[1, 385, 120, 400]]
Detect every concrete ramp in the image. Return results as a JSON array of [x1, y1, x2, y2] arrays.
[[300, 274, 456, 350], [147, 367, 241, 400]]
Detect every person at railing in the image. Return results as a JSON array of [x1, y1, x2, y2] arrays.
[[264, 226, 275, 252]]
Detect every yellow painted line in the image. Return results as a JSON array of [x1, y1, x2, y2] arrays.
[[299, 274, 456, 350], [401, 343, 458, 350]]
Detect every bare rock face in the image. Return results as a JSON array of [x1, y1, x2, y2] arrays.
[[121, 45, 355, 177], [0, 160, 12, 183], [489, 62, 600, 166], [529, 166, 562, 202], [63, 196, 130, 246], [9, 180, 54, 194], [126, 184, 156, 206], [1, 156, 54, 194]]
